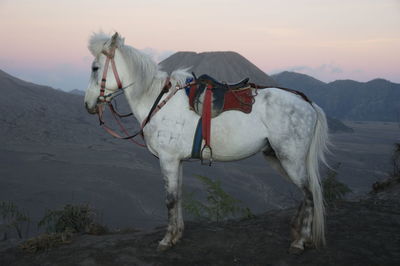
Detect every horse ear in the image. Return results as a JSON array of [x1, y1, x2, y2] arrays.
[[110, 32, 119, 48]]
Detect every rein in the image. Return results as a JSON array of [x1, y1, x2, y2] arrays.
[[95, 46, 145, 146], [98, 103, 146, 147]]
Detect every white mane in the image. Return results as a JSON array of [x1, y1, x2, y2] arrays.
[[88, 32, 191, 93]]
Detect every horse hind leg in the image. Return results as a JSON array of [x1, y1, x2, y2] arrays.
[[263, 143, 290, 181], [263, 145, 320, 254], [281, 158, 324, 254], [289, 187, 315, 254]]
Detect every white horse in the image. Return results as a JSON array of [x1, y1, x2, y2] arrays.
[[84, 32, 330, 253]]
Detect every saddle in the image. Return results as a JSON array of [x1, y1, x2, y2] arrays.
[[186, 74, 255, 164], [197, 74, 250, 90], [188, 74, 254, 117]]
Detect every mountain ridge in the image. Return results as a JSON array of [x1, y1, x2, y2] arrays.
[[272, 71, 400, 121]]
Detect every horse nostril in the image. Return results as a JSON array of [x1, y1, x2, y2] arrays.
[[85, 102, 91, 111], [84, 102, 97, 114]]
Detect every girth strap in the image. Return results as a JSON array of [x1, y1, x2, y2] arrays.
[[200, 85, 213, 165]]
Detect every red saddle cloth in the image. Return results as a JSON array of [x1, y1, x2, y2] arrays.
[[222, 88, 253, 113], [188, 85, 254, 114]]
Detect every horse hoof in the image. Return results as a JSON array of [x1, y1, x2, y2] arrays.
[[289, 245, 304, 255], [304, 241, 315, 248], [157, 242, 171, 252]]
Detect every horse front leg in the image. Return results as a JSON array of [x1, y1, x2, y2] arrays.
[[158, 157, 184, 251]]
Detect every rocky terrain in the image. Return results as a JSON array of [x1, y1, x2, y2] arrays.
[[1, 181, 399, 266]]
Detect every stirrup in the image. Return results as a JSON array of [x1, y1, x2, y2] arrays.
[[200, 145, 213, 166]]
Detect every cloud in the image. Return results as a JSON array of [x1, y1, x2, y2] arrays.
[[287, 63, 343, 75], [271, 63, 347, 82], [140, 48, 175, 63]]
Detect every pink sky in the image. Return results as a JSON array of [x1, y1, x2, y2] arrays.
[[0, 0, 399, 91]]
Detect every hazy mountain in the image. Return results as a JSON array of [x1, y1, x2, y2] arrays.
[[69, 89, 85, 96], [272, 71, 400, 122], [327, 117, 354, 133], [0, 69, 107, 144], [159, 51, 278, 86]]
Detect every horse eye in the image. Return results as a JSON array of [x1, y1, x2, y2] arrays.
[[92, 66, 99, 72]]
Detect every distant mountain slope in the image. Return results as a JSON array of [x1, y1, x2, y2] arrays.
[[0, 69, 106, 144], [159, 51, 278, 86], [273, 71, 400, 121]]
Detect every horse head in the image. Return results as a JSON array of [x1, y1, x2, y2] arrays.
[[84, 32, 127, 114]]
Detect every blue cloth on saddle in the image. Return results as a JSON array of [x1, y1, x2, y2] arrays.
[[184, 77, 194, 96], [184, 77, 203, 158], [191, 118, 203, 159]]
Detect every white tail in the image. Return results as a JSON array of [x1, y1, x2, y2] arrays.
[[307, 103, 331, 247]]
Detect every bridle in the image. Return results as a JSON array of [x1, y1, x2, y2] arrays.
[[94, 46, 145, 146], [97, 47, 134, 103], [94, 46, 175, 147]]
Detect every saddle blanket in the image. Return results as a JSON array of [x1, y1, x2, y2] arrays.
[[185, 77, 254, 117]]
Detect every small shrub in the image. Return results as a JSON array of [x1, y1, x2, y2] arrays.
[[372, 143, 400, 193], [38, 204, 101, 234], [20, 204, 107, 253], [19, 229, 74, 253], [183, 175, 253, 222], [0, 201, 30, 240], [390, 143, 400, 178], [322, 163, 352, 205]]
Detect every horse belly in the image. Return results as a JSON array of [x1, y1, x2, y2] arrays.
[[203, 111, 268, 162]]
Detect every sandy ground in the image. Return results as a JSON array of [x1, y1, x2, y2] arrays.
[[0, 121, 398, 233], [1, 183, 399, 266]]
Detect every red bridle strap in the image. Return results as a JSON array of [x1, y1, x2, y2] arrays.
[[99, 48, 123, 100], [100, 56, 110, 97], [110, 56, 123, 89]]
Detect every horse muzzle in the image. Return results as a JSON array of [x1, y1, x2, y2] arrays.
[[85, 102, 99, 115]]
